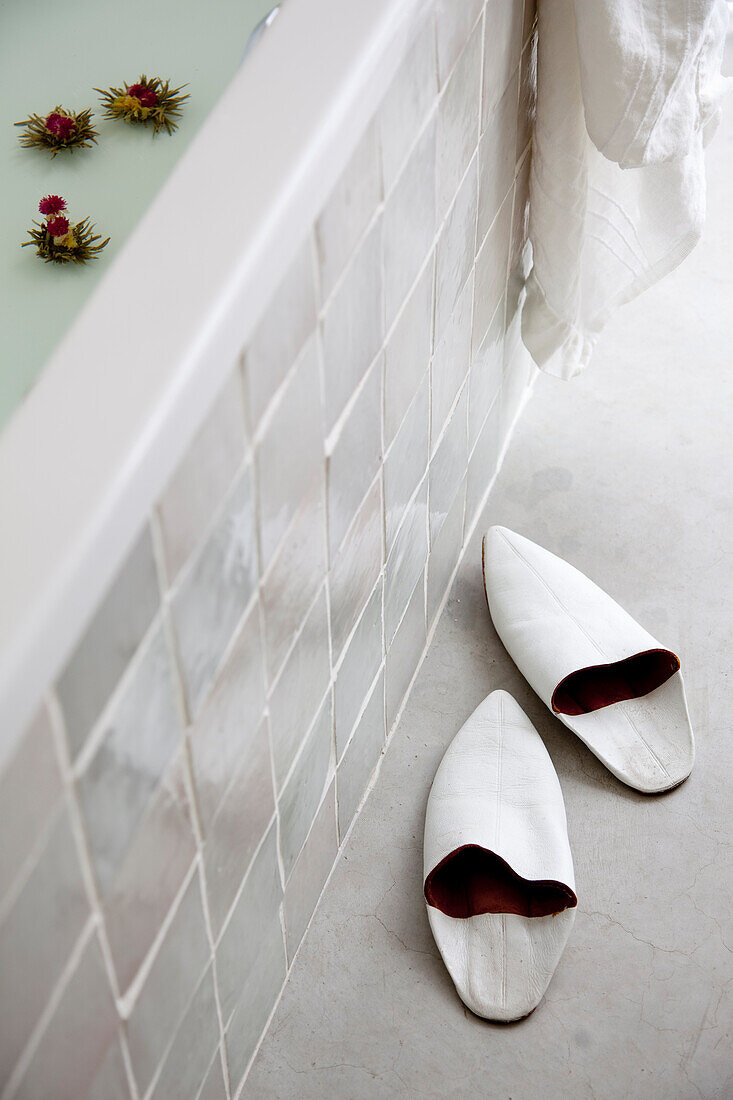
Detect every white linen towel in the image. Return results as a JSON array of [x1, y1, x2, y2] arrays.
[[523, 0, 729, 379]]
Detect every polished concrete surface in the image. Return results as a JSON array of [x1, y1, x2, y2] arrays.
[[245, 98, 733, 1100]]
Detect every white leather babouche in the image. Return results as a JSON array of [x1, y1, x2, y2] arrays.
[[423, 690, 576, 1022], [482, 526, 695, 793]]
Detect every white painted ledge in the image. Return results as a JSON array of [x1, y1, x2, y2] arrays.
[[0, 0, 421, 757]]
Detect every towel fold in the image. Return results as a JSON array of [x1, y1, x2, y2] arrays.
[[523, 0, 729, 380]]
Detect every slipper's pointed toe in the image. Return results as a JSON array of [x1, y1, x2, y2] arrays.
[[424, 691, 576, 1022], [482, 527, 695, 793]]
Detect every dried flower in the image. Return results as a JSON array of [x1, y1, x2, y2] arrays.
[[47, 216, 70, 239], [15, 106, 98, 156], [96, 75, 189, 135], [45, 112, 76, 139], [127, 82, 159, 107], [22, 199, 110, 265], [38, 195, 67, 216]]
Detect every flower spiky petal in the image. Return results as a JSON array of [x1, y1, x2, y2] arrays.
[[95, 75, 189, 135], [22, 200, 110, 265], [14, 106, 98, 156]]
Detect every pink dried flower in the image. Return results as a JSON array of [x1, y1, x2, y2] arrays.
[[38, 195, 67, 216], [45, 112, 76, 139], [127, 83, 158, 107], [47, 216, 70, 238]]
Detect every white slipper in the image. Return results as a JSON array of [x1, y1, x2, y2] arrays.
[[482, 526, 695, 793], [423, 690, 576, 1022]]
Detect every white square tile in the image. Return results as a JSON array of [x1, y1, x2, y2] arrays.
[[477, 69, 519, 248], [283, 780, 337, 961], [321, 218, 383, 434], [268, 587, 331, 789], [384, 478, 428, 644], [157, 369, 246, 586], [261, 474, 327, 684], [435, 154, 477, 343], [198, 1051, 227, 1100], [436, 19, 482, 222], [435, 0, 483, 88], [218, 827, 285, 1092], [329, 476, 383, 662], [328, 355, 382, 558], [316, 119, 382, 301], [170, 466, 258, 720], [379, 16, 437, 194], [0, 810, 89, 1085], [244, 237, 317, 428], [383, 119, 436, 330], [256, 333, 324, 572], [14, 934, 118, 1100], [58, 524, 160, 760], [203, 716, 275, 938], [278, 696, 334, 880], [430, 386, 468, 543], [217, 824, 283, 1027], [466, 391, 501, 530], [337, 673, 385, 836], [334, 578, 383, 762], [386, 579, 426, 730], [383, 256, 434, 448], [469, 296, 505, 453], [472, 186, 512, 354], [77, 624, 181, 897], [0, 701, 62, 906], [126, 872, 209, 1096], [189, 602, 265, 830], [500, 305, 535, 448], [222, 831, 286, 1090], [431, 269, 473, 449], [150, 966, 220, 1100], [102, 750, 196, 994], [384, 372, 429, 555], [87, 1035, 130, 1100], [427, 475, 466, 627]]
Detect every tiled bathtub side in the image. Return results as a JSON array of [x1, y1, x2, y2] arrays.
[[0, 3, 536, 1097]]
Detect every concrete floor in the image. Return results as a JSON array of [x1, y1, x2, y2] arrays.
[[245, 97, 733, 1100]]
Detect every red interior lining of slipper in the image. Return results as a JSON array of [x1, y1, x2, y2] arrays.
[[552, 648, 679, 716], [424, 845, 577, 918]]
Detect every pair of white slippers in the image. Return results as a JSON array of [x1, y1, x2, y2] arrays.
[[423, 526, 695, 1022]]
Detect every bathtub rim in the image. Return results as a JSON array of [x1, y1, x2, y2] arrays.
[[0, 0, 423, 758]]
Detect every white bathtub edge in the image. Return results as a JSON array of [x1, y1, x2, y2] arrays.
[[0, 0, 422, 757]]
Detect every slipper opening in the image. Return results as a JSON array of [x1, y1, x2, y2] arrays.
[[552, 648, 680, 716], [424, 845, 577, 919]]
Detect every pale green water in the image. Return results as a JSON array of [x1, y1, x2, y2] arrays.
[[0, 0, 276, 432]]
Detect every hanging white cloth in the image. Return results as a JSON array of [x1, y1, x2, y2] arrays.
[[523, 0, 729, 379]]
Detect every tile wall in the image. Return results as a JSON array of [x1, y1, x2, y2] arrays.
[[0, 2, 536, 1097]]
